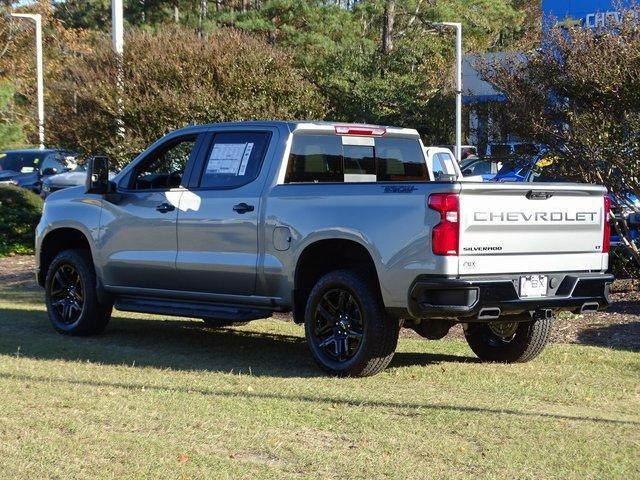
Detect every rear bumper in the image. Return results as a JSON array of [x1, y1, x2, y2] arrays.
[[408, 272, 614, 320]]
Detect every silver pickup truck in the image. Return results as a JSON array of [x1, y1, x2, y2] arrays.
[[35, 121, 613, 376]]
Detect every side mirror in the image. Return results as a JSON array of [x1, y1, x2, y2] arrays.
[[42, 167, 58, 176], [85, 156, 110, 194], [462, 169, 472, 176]]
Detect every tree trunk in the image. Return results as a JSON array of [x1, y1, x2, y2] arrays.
[[382, 0, 395, 54], [198, 0, 208, 37], [140, 0, 146, 23]]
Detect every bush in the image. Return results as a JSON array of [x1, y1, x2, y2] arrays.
[[609, 248, 640, 280], [0, 184, 43, 256], [48, 27, 328, 167]]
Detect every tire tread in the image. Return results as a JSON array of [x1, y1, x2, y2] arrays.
[[45, 249, 112, 336], [304, 269, 399, 377], [465, 317, 553, 363]]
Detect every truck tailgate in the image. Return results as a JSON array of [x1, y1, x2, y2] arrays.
[[458, 183, 608, 275]]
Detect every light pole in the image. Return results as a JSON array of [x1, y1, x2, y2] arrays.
[[112, 0, 125, 151], [435, 22, 463, 163], [11, 13, 44, 150], [112, 0, 123, 55]]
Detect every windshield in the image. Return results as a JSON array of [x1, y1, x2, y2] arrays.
[[0, 151, 44, 173], [496, 157, 533, 176], [463, 159, 495, 176], [459, 157, 478, 170]]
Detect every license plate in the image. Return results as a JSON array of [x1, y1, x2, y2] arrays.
[[519, 275, 548, 298]]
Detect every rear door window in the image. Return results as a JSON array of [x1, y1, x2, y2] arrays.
[[285, 134, 428, 183], [199, 131, 271, 189]]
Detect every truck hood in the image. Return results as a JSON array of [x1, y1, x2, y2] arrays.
[[45, 171, 87, 187], [44, 171, 115, 188]]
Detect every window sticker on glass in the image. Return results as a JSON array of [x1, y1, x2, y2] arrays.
[[206, 143, 254, 176], [238, 143, 254, 176]]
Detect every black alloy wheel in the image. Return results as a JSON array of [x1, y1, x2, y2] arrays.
[[49, 263, 85, 325], [45, 249, 112, 336], [304, 270, 399, 377], [310, 288, 365, 362]]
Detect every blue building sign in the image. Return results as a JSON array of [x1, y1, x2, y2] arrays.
[[543, 0, 635, 28]]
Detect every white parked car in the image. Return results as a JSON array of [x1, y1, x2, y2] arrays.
[[424, 147, 484, 182]]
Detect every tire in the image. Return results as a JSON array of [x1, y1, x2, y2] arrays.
[[45, 249, 112, 336], [304, 269, 399, 377], [464, 317, 554, 363], [201, 318, 249, 328]]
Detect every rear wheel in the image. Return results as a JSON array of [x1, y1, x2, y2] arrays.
[[464, 316, 553, 363], [304, 270, 399, 377], [45, 249, 112, 335]]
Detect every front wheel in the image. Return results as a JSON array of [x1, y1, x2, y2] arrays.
[[464, 317, 554, 363], [45, 249, 112, 336], [304, 270, 399, 377]]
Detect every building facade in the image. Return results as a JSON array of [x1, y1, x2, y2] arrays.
[[465, 0, 633, 154]]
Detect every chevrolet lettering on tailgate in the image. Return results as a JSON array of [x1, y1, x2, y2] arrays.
[[473, 211, 598, 223]]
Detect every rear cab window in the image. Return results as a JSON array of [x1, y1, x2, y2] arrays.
[[285, 132, 428, 183]]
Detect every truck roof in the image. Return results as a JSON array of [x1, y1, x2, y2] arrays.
[[172, 120, 420, 138]]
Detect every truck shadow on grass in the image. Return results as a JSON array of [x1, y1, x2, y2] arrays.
[[2, 306, 637, 427], [0, 307, 476, 378]]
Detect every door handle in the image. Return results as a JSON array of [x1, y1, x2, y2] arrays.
[[156, 202, 175, 213], [233, 202, 255, 214]]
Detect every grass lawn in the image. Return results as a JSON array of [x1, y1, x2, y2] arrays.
[[0, 288, 638, 479]]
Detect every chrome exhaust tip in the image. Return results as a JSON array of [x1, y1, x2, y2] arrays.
[[477, 307, 501, 320], [580, 302, 599, 314]]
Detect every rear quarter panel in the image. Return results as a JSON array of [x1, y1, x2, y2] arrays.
[[261, 183, 459, 308]]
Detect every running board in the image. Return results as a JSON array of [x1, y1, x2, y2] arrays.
[[114, 296, 272, 322]]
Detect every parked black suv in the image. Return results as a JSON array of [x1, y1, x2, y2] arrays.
[[0, 149, 78, 194]]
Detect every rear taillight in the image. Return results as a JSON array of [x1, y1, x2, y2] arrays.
[[428, 193, 460, 256], [603, 196, 611, 253]]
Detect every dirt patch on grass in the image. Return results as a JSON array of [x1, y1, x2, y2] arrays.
[[0, 254, 38, 290], [3, 255, 639, 351]]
